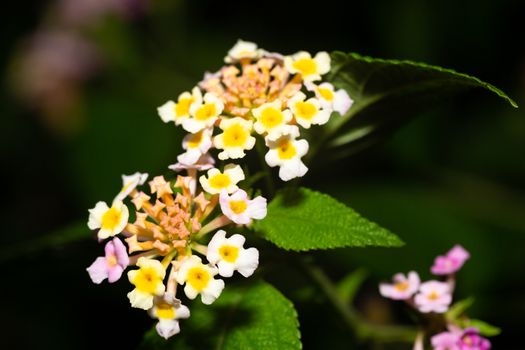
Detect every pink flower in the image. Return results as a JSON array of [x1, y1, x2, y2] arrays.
[[414, 280, 452, 313], [87, 237, 129, 284], [431, 331, 461, 350], [431, 245, 470, 275], [379, 271, 420, 300], [458, 328, 491, 350]]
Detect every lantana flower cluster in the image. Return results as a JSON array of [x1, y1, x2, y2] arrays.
[[86, 166, 266, 339], [379, 245, 492, 349], [86, 40, 351, 340], [157, 40, 353, 181]]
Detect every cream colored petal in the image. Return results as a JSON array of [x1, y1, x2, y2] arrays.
[[314, 51, 331, 75], [127, 289, 154, 310], [157, 101, 176, 123]]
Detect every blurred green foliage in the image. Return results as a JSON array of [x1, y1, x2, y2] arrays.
[[1, 0, 524, 349]]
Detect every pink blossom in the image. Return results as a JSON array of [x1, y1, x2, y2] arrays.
[[431, 245, 470, 275], [58, 0, 148, 26], [87, 237, 129, 284], [431, 330, 461, 350], [379, 271, 420, 300], [458, 328, 491, 350], [414, 280, 452, 313]]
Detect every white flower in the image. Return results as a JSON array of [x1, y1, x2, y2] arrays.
[[169, 153, 215, 172], [183, 92, 224, 133], [177, 128, 213, 165], [252, 100, 293, 140], [199, 164, 245, 195], [213, 117, 256, 160], [149, 294, 190, 339], [284, 51, 330, 81], [414, 280, 452, 313], [379, 271, 420, 300], [265, 126, 309, 181], [207, 230, 259, 278], [157, 87, 202, 125], [305, 81, 353, 116], [287, 91, 331, 129], [224, 39, 262, 63], [127, 257, 166, 310], [114, 172, 148, 202], [219, 189, 267, 225], [175, 255, 225, 305], [88, 200, 129, 240]]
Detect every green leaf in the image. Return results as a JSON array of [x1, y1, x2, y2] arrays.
[[0, 223, 91, 262], [140, 281, 301, 350], [323, 51, 517, 157], [253, 187, 403, 251], [463, 319, 502, 337], [336, 268, 369, 302], [445, 297, 475, 322]]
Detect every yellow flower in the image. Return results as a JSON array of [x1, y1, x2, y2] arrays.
[[157, 87, 202, 125], [213, 117, 256, 160], [287, 91, 331, 129], [224, 39, 262, 63], [183, 93, 224, 133], [88, 200, 129, 240], [199, 164, 245, 195], [284, 51, 331, 81], [265, 126, 309, 181], [127, 257, 166, 310], [175, 255, 224, 305], [252, 100, 293, 140]]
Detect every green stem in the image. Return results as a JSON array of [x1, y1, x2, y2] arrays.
[[255, 139, 276, 197], [300, 257, 418, 343]]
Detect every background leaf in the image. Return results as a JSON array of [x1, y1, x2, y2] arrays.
[[446, 297, 475, 322], [0, 223, 90, 262], [140, 280, 301, 350], [253, 187, 403, 251], [317, 51, 518, 161], [336, 268, 369, 302], [464, 319, 502, 337]]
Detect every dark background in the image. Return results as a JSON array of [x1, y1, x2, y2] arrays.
[[1, 0, 524, 348]]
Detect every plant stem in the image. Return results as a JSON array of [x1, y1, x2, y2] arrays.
[[299, 257, 418, 343], [255, 138, 276, 197]]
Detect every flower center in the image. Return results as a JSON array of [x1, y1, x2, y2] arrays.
[[394, 281, 409, 292], [223, 124, 248, 147], [106, 255, 118, 267], [101, 207, 122, 230], [427, 291, 440, 300], [175, 97, 193, 117], [462, 336, 474, 346], [318, 87, 334, 101], [156, 302, 175, 320], [187, 267, 211, 291], [277, 139, 297, 160], [195, 103, 217, 121], [209, 174, 231, 189], [134, 268, 161, 294], [260, 107, 284, 128], [229, 200, 247, 214], [295, 101, 317, 120], [187, 130, 204, 149], [293, 58, 317, 76], [219, 245, 240, 263]]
